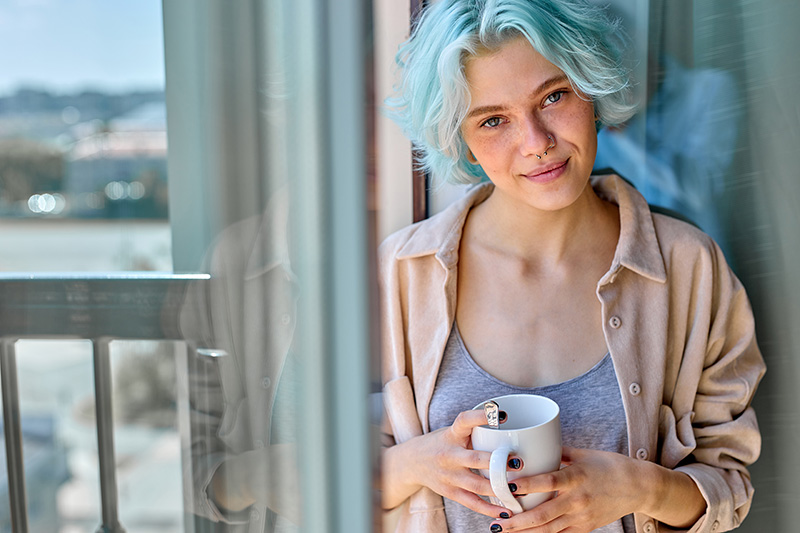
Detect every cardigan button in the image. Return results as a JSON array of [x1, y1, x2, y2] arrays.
[[261, 376, 272, 389], [711, 520, 720, 531], [608, 315, 622, 329], [636, 448, 649, 460], [643, 521, 655, 533], [629, 383, 641, 396]]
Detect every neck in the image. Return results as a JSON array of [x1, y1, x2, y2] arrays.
[[467, 182, 619, 267]]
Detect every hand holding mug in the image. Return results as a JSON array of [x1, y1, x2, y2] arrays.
[[382, 406, 514, 518], [471, 394, 562, 514]]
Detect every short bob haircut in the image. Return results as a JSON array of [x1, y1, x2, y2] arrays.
[[386, 0, 636, 186]]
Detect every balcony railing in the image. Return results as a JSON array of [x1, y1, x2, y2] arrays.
[[0, 273, 209, 533]]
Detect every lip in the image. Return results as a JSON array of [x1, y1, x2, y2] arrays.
[[522, 159, 568, 184]]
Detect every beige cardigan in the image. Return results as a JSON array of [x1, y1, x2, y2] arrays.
[[379, 174, 765, 533]]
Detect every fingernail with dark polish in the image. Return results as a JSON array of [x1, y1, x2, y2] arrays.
[[499, 411, 507, 423], [508, 482, 517, 493], [490, 524, 503, 533], [499, 512, 510, 519], [507, 457, 522, 470]]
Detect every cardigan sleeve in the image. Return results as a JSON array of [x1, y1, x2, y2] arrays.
[[666, 240, 766, 533], [378, 235, 425, 447]]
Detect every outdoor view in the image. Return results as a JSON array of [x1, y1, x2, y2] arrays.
[[0, 1, 181, 531]]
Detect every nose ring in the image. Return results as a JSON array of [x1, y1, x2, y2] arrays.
[[536, 135, 556, 159]]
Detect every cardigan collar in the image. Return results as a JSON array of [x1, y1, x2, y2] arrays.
[[594, 173, 667, 284], [395, 174, 667, 283], [395, 182, 493, 269]]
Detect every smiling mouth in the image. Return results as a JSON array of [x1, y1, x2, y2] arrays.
[[523, 159, 568, 182]]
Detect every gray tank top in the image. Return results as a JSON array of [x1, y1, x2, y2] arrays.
[[428, 324, 635, 533]]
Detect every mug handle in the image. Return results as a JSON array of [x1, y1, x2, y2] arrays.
[[489, 447, 524, 514]]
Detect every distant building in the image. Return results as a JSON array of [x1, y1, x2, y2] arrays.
[[65, 102, 168, 219], [0, 89, 168, 219]]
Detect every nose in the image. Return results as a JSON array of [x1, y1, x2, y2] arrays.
[[518, 116, 551, 158]]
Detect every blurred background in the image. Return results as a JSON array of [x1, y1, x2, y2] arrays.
[[0, 0, 797, 531]]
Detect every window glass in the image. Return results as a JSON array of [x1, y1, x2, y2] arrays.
[[0, 0, 169, 272], [0, 2, 180, 533]]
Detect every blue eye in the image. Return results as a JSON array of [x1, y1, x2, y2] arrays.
[[544, 91, 565, 106], [481, 116, 503, 128]]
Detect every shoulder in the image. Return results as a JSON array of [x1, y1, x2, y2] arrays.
[[595, 173, 729, 279], [212, 215, 263, 256], [377, 214, 447, 289], [201, 215, 262, 275], [378, 218, 431, 262], [651, 212, 746, 305], [378, 182, 494, 266], [653, 210, 715, 251], [652, 211, 725, 271]]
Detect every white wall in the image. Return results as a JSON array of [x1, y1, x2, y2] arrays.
[[375, 0, 414, 241]]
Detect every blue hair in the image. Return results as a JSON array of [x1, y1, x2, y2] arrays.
[[386, 0, 636, 186]]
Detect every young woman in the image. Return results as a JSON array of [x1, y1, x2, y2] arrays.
[[379, 1, 765, 532]]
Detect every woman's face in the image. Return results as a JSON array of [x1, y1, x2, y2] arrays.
[[461, 37, 598, 212]]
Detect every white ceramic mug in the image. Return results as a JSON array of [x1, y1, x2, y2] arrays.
[[471, 394, 562, 514]]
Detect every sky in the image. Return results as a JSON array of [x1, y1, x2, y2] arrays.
[[0, 0, 165, 96]]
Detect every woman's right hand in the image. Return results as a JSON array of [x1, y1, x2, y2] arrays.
[[382, 408, 511, 518]]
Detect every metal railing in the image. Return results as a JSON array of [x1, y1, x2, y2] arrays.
[[0, 273, 209, 533]]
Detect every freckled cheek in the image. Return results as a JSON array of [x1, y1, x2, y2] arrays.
[[551, 113, 597, 154], [469, 136, 513, 169]]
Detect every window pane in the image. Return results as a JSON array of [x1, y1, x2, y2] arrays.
[[0, 0, 170, 272]]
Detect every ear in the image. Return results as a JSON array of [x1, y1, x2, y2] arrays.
[[466, 148, 479, 165]]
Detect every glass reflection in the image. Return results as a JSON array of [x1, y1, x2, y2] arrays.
[[595, 52, 741, 251], [179, 187, 301, 532]]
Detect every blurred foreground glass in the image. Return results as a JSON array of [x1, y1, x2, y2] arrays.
[[165, 0, 377, 532], [0, 0, 377, 532]]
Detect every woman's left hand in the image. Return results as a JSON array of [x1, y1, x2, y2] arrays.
[[488, 446, 682, 532], [489, 446, 641, 532]]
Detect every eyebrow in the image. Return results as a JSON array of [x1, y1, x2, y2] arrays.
[[466, 74, 570, 119]]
